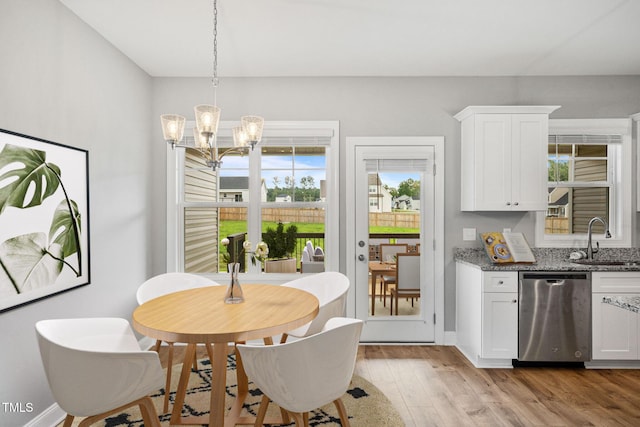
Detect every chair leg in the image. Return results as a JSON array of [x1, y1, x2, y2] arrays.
[[289, 411, 305, 426], [389, 292, 393, 315], [383, 281, 386, 307], [395, 293, 399, 316], [78, 396, 160, 427], [303, 411, 310, 427], [153, 339, 162, 352], [62, 414, 74, 427], [334, 398, 351, 427], [280, 333, 289, 343], [139, 396, 161, 427], [254, 394, 270, 426]]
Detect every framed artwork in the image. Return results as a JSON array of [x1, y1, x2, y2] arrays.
[[0, 129, 90, 312]]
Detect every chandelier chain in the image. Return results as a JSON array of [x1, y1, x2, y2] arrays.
[[212, 0, 219, 90]]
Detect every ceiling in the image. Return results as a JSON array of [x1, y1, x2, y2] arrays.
[[60, 0, 640, 78]]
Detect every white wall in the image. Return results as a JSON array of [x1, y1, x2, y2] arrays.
[[152, 75, 640, 334], [0, 1, 153, 425]]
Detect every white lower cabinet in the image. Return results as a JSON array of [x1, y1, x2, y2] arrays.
[[456, 262, 518, 368], [591, 272, 640, 361], [482, 293, 519, 358]]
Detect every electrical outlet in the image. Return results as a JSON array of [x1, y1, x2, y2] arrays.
[[463, 228, 477, 241]]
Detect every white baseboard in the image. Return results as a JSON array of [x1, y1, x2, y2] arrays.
[[24, 403, 65, 427]]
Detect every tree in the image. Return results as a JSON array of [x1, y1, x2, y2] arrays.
[[397, 178, 420, 199], [272, 176, 281, 189], [300, 176, 315, 189], [384, 184, 399, 198], [548, 160, 569, 182]]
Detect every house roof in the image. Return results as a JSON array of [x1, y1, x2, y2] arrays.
[[220, 176, 248, 190]]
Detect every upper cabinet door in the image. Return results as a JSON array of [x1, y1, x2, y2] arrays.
[[456, 106, 560, 212], [511, 114, 549, 211]]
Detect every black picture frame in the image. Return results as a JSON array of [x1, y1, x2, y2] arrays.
[[0, 128, 90, 313]]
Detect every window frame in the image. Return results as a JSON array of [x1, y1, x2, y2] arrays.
[[166, 121, 340, 282], [535, 118, 632, 248]]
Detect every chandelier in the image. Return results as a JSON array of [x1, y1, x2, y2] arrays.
[[160, 0, 264, 171]]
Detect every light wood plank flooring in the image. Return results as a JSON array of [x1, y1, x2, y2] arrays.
[[161, 345, 640, 426]]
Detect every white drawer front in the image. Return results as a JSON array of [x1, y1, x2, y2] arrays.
[[592, 272, 640, 293], [482, 272, 518, 293]]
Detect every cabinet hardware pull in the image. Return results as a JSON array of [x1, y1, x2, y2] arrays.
[[514, 202, 519, 206], [512, 299, 517, 303]]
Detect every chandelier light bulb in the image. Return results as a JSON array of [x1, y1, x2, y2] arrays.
[[160, 114, 186, 143], [233, 126, 248, 147]]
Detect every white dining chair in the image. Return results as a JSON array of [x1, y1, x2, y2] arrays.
[[35, 318, 164, 427], [136, 272, 220, 411], [390, 252, 421, 315], [237, 317, 363, 427], [279, 271, 349, 343]]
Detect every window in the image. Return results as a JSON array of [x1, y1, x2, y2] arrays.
[[535, 119, 631, 247], [167, 121, 339, 280]]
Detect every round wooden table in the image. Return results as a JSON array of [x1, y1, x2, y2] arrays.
[[132, 284, 319, 427]]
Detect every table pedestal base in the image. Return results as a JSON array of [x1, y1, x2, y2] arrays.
[[169, 342, 288, 427]]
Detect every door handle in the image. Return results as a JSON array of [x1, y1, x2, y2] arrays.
[[358, 254, 366, 261]]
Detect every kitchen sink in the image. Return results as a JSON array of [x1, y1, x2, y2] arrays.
[[571, 259, 640, 266]]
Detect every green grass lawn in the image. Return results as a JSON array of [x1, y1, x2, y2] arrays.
[[220, 220, 418, 237]]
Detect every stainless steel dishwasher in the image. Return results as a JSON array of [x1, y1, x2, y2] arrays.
[[518, 272, 591, 362]]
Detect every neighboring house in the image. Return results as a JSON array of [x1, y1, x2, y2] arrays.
[[220, 177, 267, 202], [547, 188, 569, 218], [368, 174, 393, 213], [220, 176, 249, 202], [275, 193, 292, 203]]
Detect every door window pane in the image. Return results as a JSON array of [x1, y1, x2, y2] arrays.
[[367, 171, 421, 317]]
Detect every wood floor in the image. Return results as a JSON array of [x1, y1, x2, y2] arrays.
[[160, 344, 640, 427]]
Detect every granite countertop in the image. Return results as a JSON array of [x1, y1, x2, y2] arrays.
[[601, 296, 640, 313], [454, 247, 640, 272]]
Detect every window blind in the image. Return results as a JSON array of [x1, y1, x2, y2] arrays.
[[364, 158, 430, 173]]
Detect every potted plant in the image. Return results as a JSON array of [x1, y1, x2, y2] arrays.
[[263, 222, 298, 273]]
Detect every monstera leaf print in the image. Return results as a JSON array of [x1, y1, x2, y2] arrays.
[[0, 233, 64, 294], [49, 200, 81, 258], [0, 144, 61, 213], [0, 143, 82, 294]]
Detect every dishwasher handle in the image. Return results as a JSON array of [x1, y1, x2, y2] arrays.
[[520, 272, 589, 281]]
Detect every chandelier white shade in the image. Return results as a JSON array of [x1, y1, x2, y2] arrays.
[[160, 114, 186, 145]]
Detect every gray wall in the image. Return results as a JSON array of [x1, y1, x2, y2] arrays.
[[153, 75, 640, 333], [0, 1, 153, 425], [1, 1, 640, 425]]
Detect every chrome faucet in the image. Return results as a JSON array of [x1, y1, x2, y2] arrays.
[[586, 217, 611, 260]]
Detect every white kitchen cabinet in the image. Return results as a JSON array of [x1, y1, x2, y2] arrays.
[[456, 262, 518, 367], [482, 292, 519, 358], [591, 272, 640, 361], [454, 106, 559, 211]]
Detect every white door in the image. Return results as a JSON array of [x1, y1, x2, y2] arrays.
[[346, 137, 444, 343]]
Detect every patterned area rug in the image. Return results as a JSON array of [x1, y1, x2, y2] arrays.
[[63, 355, 403, 427]]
